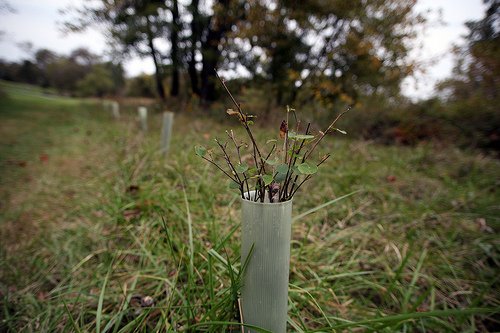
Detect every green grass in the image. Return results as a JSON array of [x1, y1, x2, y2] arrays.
[[1, 80, 499, 332]]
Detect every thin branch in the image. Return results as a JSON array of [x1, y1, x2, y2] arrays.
[[201, 155, 238, 183], [283, 123, 311, 200], [227, 130, 242, 163], [215, 139, 244, 197], [303, 105, 352, 161], [254, 144, 276, 202], [283, 106, 290, 164], [227, 130, 250, 195]]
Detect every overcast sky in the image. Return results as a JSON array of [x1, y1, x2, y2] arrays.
[[0, 0, 487, 99]]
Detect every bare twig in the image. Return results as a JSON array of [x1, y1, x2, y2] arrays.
[[283, 106, 290, 164], [227, 130, 250, 195], [303, 105, 352, 161], [215, 139, 244, 198], [215, 70, 267, 176], [200, 155, 238, 184], [282, 123, 311, 200]]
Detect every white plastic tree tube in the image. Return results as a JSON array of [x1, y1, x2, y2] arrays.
[[161, 111, 174, 156], [111, 101, 120, 119], [241, 191, 293, 333], [138, 106, 148, 132]]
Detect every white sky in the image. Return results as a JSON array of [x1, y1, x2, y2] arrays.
[[402, 0, 486, 99], [0, 0, 487, 100]]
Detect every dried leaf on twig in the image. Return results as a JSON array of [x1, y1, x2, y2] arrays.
[[279, 120, 288, 139]]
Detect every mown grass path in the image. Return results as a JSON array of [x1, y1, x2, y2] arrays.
[[1, 81, 499, 332]]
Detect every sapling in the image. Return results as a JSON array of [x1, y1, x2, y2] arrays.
[[195, 69, 351, 203]]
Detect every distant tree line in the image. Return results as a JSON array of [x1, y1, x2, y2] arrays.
[[0, 47, 125, 97], [1, 0, 497, 151]]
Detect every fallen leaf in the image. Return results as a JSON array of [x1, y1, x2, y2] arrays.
[[93, 210, 105, 218], [123, 209, 141, 221], [141, 296, 154, 307], [37, 291, 49, 301], [126, 185, 140, 196], [7, 160, 27, 167], [279, 120, 288, 139], [39, 154, 49, 163], [476, 218, 493, 233], [386, 175, 396, 183], [130, 295, 142, 307]]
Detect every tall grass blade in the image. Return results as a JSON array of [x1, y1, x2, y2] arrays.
[[188, 320, 273, 332], [62, 300, 82, 333], [292, 190, 360, 221], [96, 263, 113, 333], [182, 181, 194, 277], [402, 249, 427, 310], [323, 307, 500, 330]]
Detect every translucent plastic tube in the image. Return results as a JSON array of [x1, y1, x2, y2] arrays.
[[241, 191, 293, 333], [161, 111, 174, 156], [138, 106, 148, 132], [111, 101, 120, 119]]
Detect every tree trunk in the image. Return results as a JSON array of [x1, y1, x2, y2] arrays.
[[276, 83, 284, 106], [200, 31, 222, 103], [188, 0, 200, 96], [170, 0, 180, 97], [146, 16, 166, 104], [200, 0, 232, 104]]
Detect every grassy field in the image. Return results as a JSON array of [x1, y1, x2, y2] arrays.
[[0, 80, 499, 332]]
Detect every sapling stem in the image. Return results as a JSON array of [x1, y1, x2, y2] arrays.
[[281, 123, 311, 201], [283, 106, 290, 164]]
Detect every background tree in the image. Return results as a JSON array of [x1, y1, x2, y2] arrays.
[[43, 49, 99, 93], [76, 64, 115, 97], [65, 0, 173, 102], [105, 61, 126, 94], [170, 0, 181, 96], [61, 0, 425, 107], [0, 46, 124, 97], [233, 0, 423, 108], [16, 60, 40, 85], [34, 49, 57, 87], [181, 0, 246, 103], [234, 1, 311, 106], [438, 0, 499, 149], [186, 0, 201, 96], [126, 73, 157, 97]]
